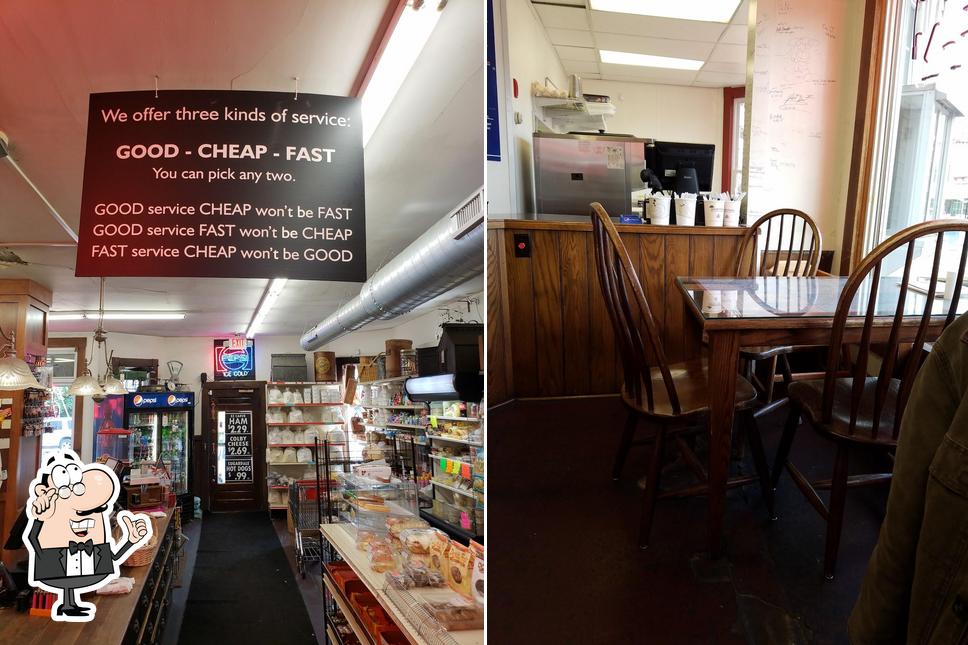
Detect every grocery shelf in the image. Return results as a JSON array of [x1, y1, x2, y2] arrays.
[[267, 422, 346, 426], [419, 510, 482, 545], [426, 435, 483, 447], [322, 573, 374, 645], [358, 375, 410, 385], [320, 523, 483, 645], [269, 443, 348, 447], [385, 422, 427, 430], [268, 381, 339, 385], [430, 416, 480, 423], [430, 480, 475, 498], [269, 504, 288, 510], [268, 403, 344, 407]]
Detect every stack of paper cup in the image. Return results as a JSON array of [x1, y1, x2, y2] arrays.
[[702, 290, 722, 313], [723, 199, 741, 226], [674, 196, 697, 226], [650, 195, 671, 225], [704, 199, 725, 227]]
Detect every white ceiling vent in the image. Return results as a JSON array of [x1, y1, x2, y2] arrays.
[[451, 189, 484, 239]]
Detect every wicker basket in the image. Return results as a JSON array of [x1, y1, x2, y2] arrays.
[[118, 514, 163, 568]]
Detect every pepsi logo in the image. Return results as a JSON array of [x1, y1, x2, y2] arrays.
[[167, 394, 177, 405], [133, 395, 143, 405]]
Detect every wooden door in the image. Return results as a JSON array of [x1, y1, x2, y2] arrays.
[[201, 381, 266, 512]]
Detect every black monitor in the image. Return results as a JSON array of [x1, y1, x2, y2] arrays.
[[645, 141, 716, 193]]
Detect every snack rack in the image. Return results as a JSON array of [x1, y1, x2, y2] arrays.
[[356, 376, 432, 483], [422, 406, 484, 544]]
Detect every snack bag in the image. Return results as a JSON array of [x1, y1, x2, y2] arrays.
[[428, 530, 451, 578], [446, 541, 474, 598]]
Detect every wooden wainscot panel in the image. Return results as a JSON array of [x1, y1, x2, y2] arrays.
[[488, 220, 748, 400]]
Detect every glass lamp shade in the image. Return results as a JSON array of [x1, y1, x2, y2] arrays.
[[0, 356, 43, 390], [101, 375, 128, 395], [68, 373, 105, 397]]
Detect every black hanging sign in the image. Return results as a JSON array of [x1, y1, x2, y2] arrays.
[[75, 90, 366, 281]]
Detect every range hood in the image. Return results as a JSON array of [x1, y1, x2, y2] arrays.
[[300, 188, 484, 351]]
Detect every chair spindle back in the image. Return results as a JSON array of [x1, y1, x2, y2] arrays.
[[736, 209, 822, 278]]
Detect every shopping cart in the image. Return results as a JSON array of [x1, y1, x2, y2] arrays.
[[289, 479, 323, 578]]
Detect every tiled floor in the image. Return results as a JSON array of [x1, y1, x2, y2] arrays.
[[488, 396, 889, 645]]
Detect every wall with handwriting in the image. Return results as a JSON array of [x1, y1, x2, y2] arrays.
[[746, 0, 864, 266]]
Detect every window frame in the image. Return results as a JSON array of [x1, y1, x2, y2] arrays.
[[46, 337, 86, 456]]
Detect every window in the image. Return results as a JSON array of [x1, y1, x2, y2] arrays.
[[864, 0, 968, 253], [43, 347, 77, 461], [731, 96, 745, 195]]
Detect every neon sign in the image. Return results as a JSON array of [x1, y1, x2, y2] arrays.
[[214, 338, 255, 380]]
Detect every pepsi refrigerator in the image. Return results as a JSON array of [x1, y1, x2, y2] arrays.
[[124, 392, 194, 501]]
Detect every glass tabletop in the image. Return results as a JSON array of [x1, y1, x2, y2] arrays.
[[677, 276, 968, 321]]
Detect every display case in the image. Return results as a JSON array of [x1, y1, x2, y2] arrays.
[[124, 392, 194, 496], [422, 402, 484, 544], [356, 376, 431, 482], [95, 428, 132, 462]]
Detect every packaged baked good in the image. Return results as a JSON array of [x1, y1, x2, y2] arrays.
[[385, 516, 428, 538], [422, 599, 484, 631], [428, 530, 451, 577], [385, 570, 414, 590], [368, 544, 396, 573], [398, 528, 438, 554], [356, 530, 381, 550], [469, 540, 484, 606], [403, 561, 445, 588], [446, 541, 474, 598]]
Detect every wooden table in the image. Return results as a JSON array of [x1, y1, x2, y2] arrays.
[[677, 275, 966, 557], [0, 509, 176, 644]]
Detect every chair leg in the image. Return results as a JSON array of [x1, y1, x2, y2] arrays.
[[764, 355, 779, 403], [741, 409, 775, 520], [779, 353, 794, 385], [771, 402, 801, 491], [613, 411, 639, 481], [824, 444, 850, 581], [639, 423, 666, 549]]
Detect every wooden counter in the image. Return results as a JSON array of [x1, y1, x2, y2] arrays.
[[487, 219, 750, 404], [0, 508, 177, 645]]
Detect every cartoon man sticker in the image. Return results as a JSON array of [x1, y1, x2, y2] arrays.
[[23, 450, 152, 622]]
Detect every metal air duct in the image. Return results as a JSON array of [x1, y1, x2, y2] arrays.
[[299, 187, 484, 350]]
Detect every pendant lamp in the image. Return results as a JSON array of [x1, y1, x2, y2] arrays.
[[67, 371, 105, 397], [0, 328, 44, 390]]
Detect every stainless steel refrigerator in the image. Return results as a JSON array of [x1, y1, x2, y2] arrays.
[[533, 132, 647, 217]]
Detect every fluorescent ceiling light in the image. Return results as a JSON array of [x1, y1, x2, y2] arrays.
[[361, 3, 443, 147], [246, 278, 288, 338], [48, 312, 186, 321], [590, 0, 741, 23], [600, 50, 704, 71]]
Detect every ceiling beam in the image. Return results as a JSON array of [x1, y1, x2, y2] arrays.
[[350, 0, 408, 97]]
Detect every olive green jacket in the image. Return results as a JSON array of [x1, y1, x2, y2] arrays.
[[850, 312, 968, 644]]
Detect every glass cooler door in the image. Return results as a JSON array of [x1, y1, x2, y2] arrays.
[[128, 411, 158, 466], [160, 410, 189, 494]]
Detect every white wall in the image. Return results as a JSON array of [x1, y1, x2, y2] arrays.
[[746, 0, 864, 267], [582, 79, 725, 191], [52, 292, 481, 462], [489, 0, 567, 217]]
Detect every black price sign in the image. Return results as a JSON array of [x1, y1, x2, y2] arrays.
[[225, 457, 254, 482], [75, 90, 366, 281], [223, 411, 253, 482]]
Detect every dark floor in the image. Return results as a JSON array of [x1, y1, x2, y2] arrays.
[[179, 512, 317, 644], [489, 396, 889, 645], [273, 514, 327, 645]]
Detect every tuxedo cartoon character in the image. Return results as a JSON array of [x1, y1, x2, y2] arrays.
[[23, 450, 152, 621]]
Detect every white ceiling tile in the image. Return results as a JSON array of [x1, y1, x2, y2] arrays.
[[708, 42, 747, 63], [561, 59, 601, 74], [599, 64, 698, 85], [546, 27, 596, 48], [694, 70, 746, 86], [594, 33, 714, 61], [555, 44, 598, 62], [702, 60, 746, 75], [535, 4, 591, 30], [590, 12, 726, 41], [720, 24, 747, 45]]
